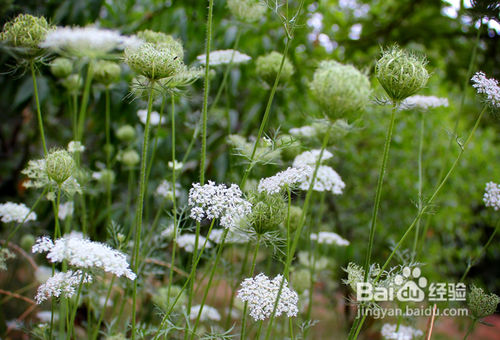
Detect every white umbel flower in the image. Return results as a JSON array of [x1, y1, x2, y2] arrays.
[[400, 95, 449, 110], [137, 109, 162, 126], [258, 165, 312, 194], [32, 236, 136, 280], [208, 228, 248, 244], [196, 49, 251, 66], [237, 273, 299, 321], [471, 71, 500, 109], [35, 270, 93, 304], [58, 201, 74, 220], [67, 141, 85, 153], [0, 202, 36, 223], [310, 231, 349, 246], [188, 181, 252, 230], [298, 165, 345, 194], [292, 150, 333, 167], [484, 182, 500, 210], [380, 323, 423, 340], [189, 304, 221, 321], [176, 234, 211, 253], [289, 126, 315, 138]]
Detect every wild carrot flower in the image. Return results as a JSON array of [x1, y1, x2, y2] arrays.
[[92, 60, 121, 85], [32, 236, 136, 280], [258, 165, 312, 194], [468, 285, 500, 320], [298, 165, 345, 194], [471, 71, 500, 109], [380, 323, 423, 340], [0, 202, 36, 223], [137, 109, 162, 125], [196, 49, 251, 66], [256, 51, 294, 86], [310, 231, 350, 246], [67, 141, 85, 153], [483, 182, 500, 210], [176, 234, 211, 253], [57, 201, 74, 220], [189, 305, 221, 321], [50, 57, 73, 78], [292, 149, 333, 167], [188, 181, 252, 229], [289, 125, 316, 138], [35, 270, 93, 304], [155, 180, 180, 199], [246, 191, 287, 234], [237, 273, 299, 321], [227, 0, 267, 23], [400, 95, 449, 111], [124, 42, 183, 80]]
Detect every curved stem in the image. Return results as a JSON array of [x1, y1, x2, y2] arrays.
[[463, 319, 476, 340], [30, 62, 47, 156]]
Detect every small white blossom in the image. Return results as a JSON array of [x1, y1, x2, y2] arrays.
[[176, 234, 211, 253], [189, 305, 221, 322], [197, 49, 251, 66], [380, 323, 423, 340], [155, 180, 181, 199], [168, 160, 183, 170], [137, 109, 162, 126], [35, 270, 92, 304], [32, 236, 136, 280], [58, 201, 74, 220], [160, 223, 178, 239], [310, 231, 349, 246], [188, 181, 252, 229], [484, 182, 500, 210], [298, 165, 345, 194], [289, 126, 315, 138], [471, 71, 500, 108], [36, 311, 58, 323], [237, 273, 299, 321], [0, 202, 36, 223], [67, 141, 85, 153], [258, 165, 312, 194], [400, 95, 449, 110], [292, 150, 333, 167], [208, 228, 248, 244]]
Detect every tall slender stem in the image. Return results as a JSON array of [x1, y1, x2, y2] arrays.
[[462, 320, 476, 340], [92, 275, 116, 340], [105, 87, 112, 226], [30, 62, 48, 156], [240, 240, 260, 340], [68, 274, 86, 338], [412, 111, 425, 261], [77, 60, 94, 143]]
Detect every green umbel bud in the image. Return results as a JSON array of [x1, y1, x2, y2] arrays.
[[104, 144, 115, 157], [468, 285, 500, 320], [50, 57, 73, 78], [20, 234, 36, 252], [0, 14, 54, 59], [120, 149, 140, 166], [227, 0, 267, 23], [93, 60, 121, 85], [136, 30, 184, 58], [124, 42, 183, 80], [287, 205, 303, 231], [45, 149, 75, 184], [116, 125, 136, 142], [247, 191, 287, 234], [375, 45, 430, 102], [256, 51, 294, 86], [291, 268, 311, 293], [310, 60, 371, 122], [62, 74, 83, 94]]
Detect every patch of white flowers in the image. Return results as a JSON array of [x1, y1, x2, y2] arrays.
[[292, 149, 333, 167], [471, 71, 500, 109], [380, 323, 423, 340], [237, 273, 299, 321], [299, 165, 346, 194], [189, 304, 221, 322], [67, 141, 85, 153], [58, 201, 74, 220], [35, 270, 93, 304], [258, 165, 312, 194], [484, 182, 500, 210], [176, 234, 211, 253], [310, 231, 350, 246], [0, 202, 36, 223], [400, 95, 449, 110], [197, 49, 251, 66], [188, 181, 252, 230], [32, 236, 136, 280], [137, 109, 162, 126], [289, 125, 316, 138]]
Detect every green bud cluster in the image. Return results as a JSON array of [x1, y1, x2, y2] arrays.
[[256, 51, 294, 87], [116, 125, 136, 142], [45, 149, 75, 185], [93, 60, 121, 85], [62, 74, 83, 94], [291, 268, 311, 293], [310, 60, 371, 122], [247, 191, 287, 235], [137, 30, 184, 58], [120, 149, 140, 166], [124, 42, 183, 80], [375, 45, 430, 102], [227, 0, 267, 23], [468, 285, 500, 320], [95, 169, 115, 187], [50, 57, 73, 78]]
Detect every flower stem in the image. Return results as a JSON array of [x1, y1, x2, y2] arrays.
[[463, 319, 476, 340], [240, 239, 261, 340], [68, 273, 85, 338], [77, 60, 94, 143], [412, 111, 425, 261], [30, 62, 47, 156], [92, 275, 116, 340], [105, 87, 112, 227]]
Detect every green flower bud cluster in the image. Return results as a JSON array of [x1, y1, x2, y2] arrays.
[[310, 60, 371, 122], [247, 191, 287, 235], [124, 42, 183, 80], [116, 125, 136, 142], [93, 60, 121, 85], [50, 57, 73, 78], [137, 30, 184, 58], [62, 74, 83, 94], [468, 285, 500, 320], [227, 0, 267, 23], [120, 149, 140, 166], [375, 45, 430, 102], [45, 149, 76, 185], [256, 51, 294, 87], [291, 268, 311, 294], [93, 169, 115, 187]]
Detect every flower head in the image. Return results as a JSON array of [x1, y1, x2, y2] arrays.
[[0, 202, 36, 223], [124, 42, 183, 80], [50, 57, 73, 78], [258, 165, 312, 194], [483, 182, 500, 210], [197, 49, 251, 66], [67, 141, 85, 153], [256, 51, 294, 86], [247, 191, 287, 234], [58, 201, 74, 220], [380, 324, 423, 340], [311, 231, 349, 246], [137, 109, 162, 126], [176, 234, 211, 253], [237, 273, 299, 321], [35, 270, 92, 304], [298, 165, 345, 194], [227, 0, 267, 23], [289, 126, 316, 138], [189, 305, 221, 322], [116, 125, 136, 142], [45, 149, 76, 185], [468, 284, 500, 320], [93, 60, 121, 85], [292, 150, 333, 167], [400, 95, 449, 111], [471, 71, 500, 110]]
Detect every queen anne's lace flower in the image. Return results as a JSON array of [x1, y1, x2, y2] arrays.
[[208, 228, 248, 244], [380, 323, 423, 340], [196, 50, 251, 66], [58, 201, 74, 220], [310, 231, 349, 246], [35, 270, 92, 304], [176, 234, 211, 253], [471, 71, 500, 109], [400, 95, 449, 110], [137, 109, 162, 126], [258, 165, 312, 194], [298, 165, 345, 194], [67, 141, 85, 153], [484, 182, 500, 210], [289, 126, 316, 138], [188, 181, 252, 229], [189, 305, 221, 321], [237, 273, 299, 321], [32, 236, 136, 280], [0, 202, 36, 223], [292, 150, 333, 167]]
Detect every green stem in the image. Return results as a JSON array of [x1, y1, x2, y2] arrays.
[[68, 273, 86, 338], [131, 79, 156, 340], [77, 60, 94, 143], [412, 111, 425, 261], [105, 87, 112, 227], [225, 242, 251, 330], [30, 62, 48, 156], [240, 239, 261, 340], [463, 319, 476, 340], [145, 96, 166, 187], [92, 275, 116, 340]]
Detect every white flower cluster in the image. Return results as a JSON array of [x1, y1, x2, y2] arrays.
[[197, 49, 251, 66], [176, 234, 211, 253], [155, 180, 180, 199], [168, 160, 183, 170], [188, 181, 252, 229], [380, 323, 423, 340], [289, 125, 316, 138], [35, 270, 93, 304], [484, 182, 500, 210], [32, 236, 136, 280], [208, 228, 248, 244], [189, 304, 221, 322], [258, 165, 312, 194], [137, 109, 162, 126], [292, 149, 333, 167], [58, 201, 74, 220], [0, 202, 36, 223], [471, 71, 500, 109], [310, 231, 350, 246], [298, 165, 346, 194], [67, 141, 85, 153], [237, 273, 299, 321], [401, 95, 449, 110]]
